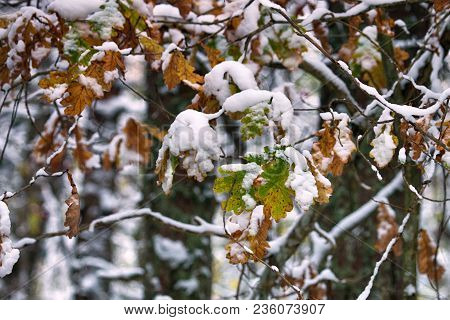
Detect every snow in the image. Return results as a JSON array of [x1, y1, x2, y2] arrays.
[[339, 60, 450, 118], [87, 1, 125, 40], [174, 278, 199, 294], [13, 237, 36, 249], [89, 208, 225, 236], [302, 268, 339, 290], [153, 235, 189, 268], [220, 163, 262, 191], [408, 185, 423, 199], [97, 267, 144, 279], [398, 147, 407, 164], [131, 0, 153, 18], [0, 201, 20, 278], [370, 110, 397, 168], [153, 4, 182, 19], [203, 61, 258, 104], [284, 147, 318, 211], [104, 69, 119, 83], [78, 75, 104, 97], [43, 83, 68, 101], [357, 213, 410, 300], [48, 0, 106, 21], [224, 89, 294, 131]]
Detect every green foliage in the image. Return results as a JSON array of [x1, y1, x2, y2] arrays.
[[213, 168, 248, 215], [255, 158, 293, 221]]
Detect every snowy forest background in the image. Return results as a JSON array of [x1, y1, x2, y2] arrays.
[[0, 0, 449, 300]]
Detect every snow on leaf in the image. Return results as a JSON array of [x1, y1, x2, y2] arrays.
[[284, 147, 319, 211], [214, 163, 262, 215], [370, 109, 398, 168], [64, 173, 81, 239], [312, 111, 356, 176], [168, 0, 193, 18], [156, 110, 222, 193], [163, 50, 203, 90], [0, 201, 20, 278], [375, 203, 402, 256]]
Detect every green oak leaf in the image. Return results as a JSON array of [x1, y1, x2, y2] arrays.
[[255, 158, 293, 221], [213, 169, 247, 215]]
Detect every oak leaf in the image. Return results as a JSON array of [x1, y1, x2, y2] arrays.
[[202, 43, 225, 67], [61, 82, 96, 116], [64, 173, 81, 239], [163, 50, 203, 90], [139, 35, 164, 61], [418, 229, 445, 282], [255, 159, 293, 221], [375, 204, 402, 256]]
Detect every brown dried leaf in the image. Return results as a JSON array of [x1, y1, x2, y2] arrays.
[[163, 50, 203, 90], [64, 173, 81, 239], [418, 229, 445, 282], [248, 210, 272, 261], [61, 81, 96, 116], [123, 118, 152, 165], [73, 126, 95, 171], [434, 0, 450, 12], [375, 204, 402, 256]]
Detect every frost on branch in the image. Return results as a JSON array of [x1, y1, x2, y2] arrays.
[[370, 109, 398, 168], [0, 201, 20, 278], [312, 111, 356, 176], [156, 110, 223, 194]]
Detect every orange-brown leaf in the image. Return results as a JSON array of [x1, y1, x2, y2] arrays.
[[163, 50, 203, 90], [123, 118, 152, 165], [417, 229, 445, 282], [202, 43, 224, 67], [169, 0, 193, 18], [375, 204, 402, 256], [61, 82, 96, 116]]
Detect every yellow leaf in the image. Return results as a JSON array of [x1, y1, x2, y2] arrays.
[[139, 35, 164, 61]]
